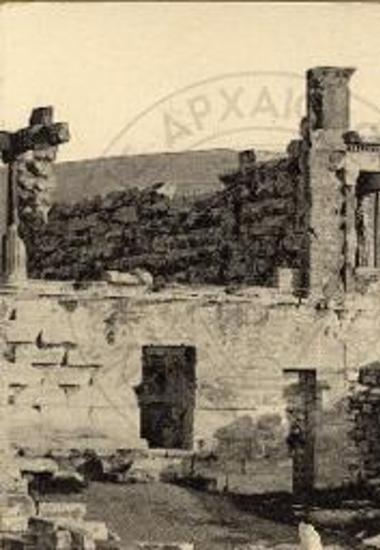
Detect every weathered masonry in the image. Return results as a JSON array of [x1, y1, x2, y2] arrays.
[[223, 66, 380, 299], [2, 67, 380, 496], [1, 279, 380, 495], [21, 67, 380, 300]]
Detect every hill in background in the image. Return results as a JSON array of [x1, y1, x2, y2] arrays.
[[53, 149, 241, 203]]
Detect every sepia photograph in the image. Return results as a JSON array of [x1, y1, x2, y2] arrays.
[[1, 2, 380, 549]]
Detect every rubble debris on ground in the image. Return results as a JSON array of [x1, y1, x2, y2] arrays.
[[0, 445, 120, 549], [0, 493, 121, 549], [50, 448, 187, 485], [134, 544, 194, 549], [363, 534, 380, 548]]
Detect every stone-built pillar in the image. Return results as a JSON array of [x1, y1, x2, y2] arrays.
[[305, 67, 356, 300], [307, 66, 355, 132], [0, 107, 69, 284]]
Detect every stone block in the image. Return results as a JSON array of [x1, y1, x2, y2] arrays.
[[38, 501, 87, 521], [82, 520, 108, 542], [55, 368, 91, 387], [71, 528, 96, 550], [363, 534, 380, 548], [30, 516, 98, 549], [135, 544, 194, 550], [40, 324, 76, 347], [28, 516, 58, 549], [50, 470, 87, 492], [18, 457, 58, 476], [0, 505, 29, 533], [15, 344, 66, 366], [65, 349, 101, 368], [55, 528, 73, 549], [6, 324, 39, 344]]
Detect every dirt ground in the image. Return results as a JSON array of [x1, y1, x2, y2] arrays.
[[48, 481, 352, 549]]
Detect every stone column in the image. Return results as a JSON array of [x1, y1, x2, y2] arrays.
[[2, 162, 27, 284], [305, 67, 356, 299]]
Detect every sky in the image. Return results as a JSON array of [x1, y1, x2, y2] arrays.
[[3, 2, 380, 162]]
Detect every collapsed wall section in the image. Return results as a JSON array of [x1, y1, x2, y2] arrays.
[[21, 145, 310, 291], [221, 146, 310, 289]]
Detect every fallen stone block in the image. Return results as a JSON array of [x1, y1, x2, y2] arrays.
[[363, 534, 380, 548], [77, 452, 104, 482], [82, 520, 109, 542], [70, 528, 96, 550], [123, 467, 156, 484], [30, 516, 102, 550], [38, 501, 87, 521], [52, 517, 109, 544], [51, 470, 87, 493], [308, 508, 360, 527], [31, 469, 87, 495], [55, 528, 73, 549], [28, 518, 58, 550], [103, 270, 145, 286], [31, 518, 75, 550], [101, 452, 133, 481], [135, 544, 194, 550], [28, 515, 55, 533], [0, 505, 29, 533], [18, 457, 58, 476]]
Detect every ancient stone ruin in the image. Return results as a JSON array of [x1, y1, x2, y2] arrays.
[[3, 66, 380, 547]]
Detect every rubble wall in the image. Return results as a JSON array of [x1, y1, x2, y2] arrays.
[[22, 148, 310, 290], [1, 282, 378, 491], [224, 152, 309, 287]]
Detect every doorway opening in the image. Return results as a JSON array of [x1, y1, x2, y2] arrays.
[[356, 172, 380, 268], [284, 369, 317, 499], [135, 345, 196, 450]]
